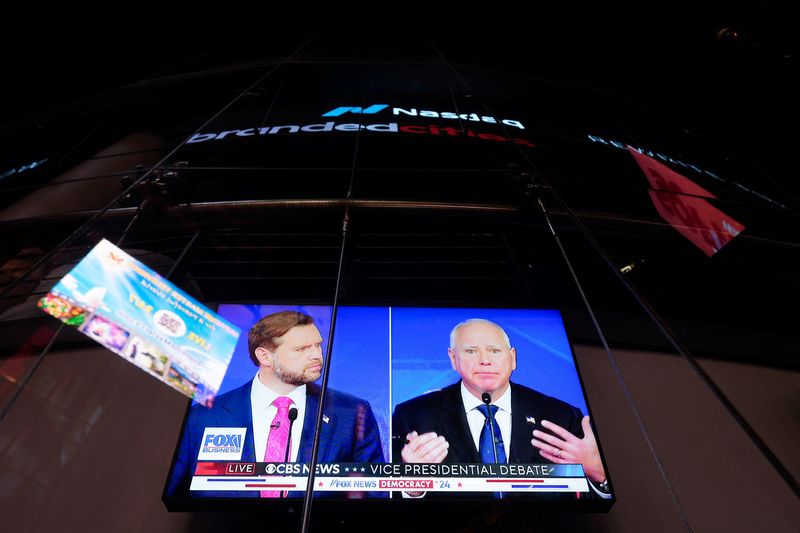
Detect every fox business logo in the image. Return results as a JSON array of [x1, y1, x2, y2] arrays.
[[203, 433, 242, 450], [197, 427, 247, 461]]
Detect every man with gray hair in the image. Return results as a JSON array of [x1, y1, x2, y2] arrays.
[[392, 318, 610, 498]]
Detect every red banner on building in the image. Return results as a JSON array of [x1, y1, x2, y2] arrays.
[[628, 147, 745, 256]]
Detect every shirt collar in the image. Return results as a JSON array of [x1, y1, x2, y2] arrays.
[[251, 373, 306, 413], [459, 381, 512, 414]]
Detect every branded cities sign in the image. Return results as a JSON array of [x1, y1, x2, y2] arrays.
[[186, 104, 535, 147]]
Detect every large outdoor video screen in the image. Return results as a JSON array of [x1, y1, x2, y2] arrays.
[[164, 305, 613, 509]]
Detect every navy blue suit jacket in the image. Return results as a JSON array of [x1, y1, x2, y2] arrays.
[[392, 381, 584, 465], [167, 380, 385, 498], [391, 381, 597, 500]]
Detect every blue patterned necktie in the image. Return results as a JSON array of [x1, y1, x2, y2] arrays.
[[477, 404, 507, 464], [477, 403, 506, 498]]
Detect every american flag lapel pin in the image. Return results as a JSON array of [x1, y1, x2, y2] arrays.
[[526, 416, 536, 425]]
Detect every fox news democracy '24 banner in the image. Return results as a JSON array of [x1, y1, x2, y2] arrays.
[[37, 239, 240, 403]]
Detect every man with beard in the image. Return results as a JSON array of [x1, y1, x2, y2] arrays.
[[167, 311, 385, 498]]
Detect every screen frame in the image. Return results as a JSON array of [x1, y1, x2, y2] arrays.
[[162, 301, 615, 513]]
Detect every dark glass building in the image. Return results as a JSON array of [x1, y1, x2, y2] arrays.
[[1, 22, 797, 532]]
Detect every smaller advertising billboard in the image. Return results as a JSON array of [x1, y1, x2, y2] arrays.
[[38, 239, 240, 403]]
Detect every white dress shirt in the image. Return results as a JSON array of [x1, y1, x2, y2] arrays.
[[460, 382, 512, 461], [403, 384, 513, 499], [251, 374, 306, 462]]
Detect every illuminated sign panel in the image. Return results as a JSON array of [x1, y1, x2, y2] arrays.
[[165, 305, 613, 509], [38, 239, 241, 403], [185, 103, 534, 147], [321, 104, 526, 129], [321, 104, 389, 116]]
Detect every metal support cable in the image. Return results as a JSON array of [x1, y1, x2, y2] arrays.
[[429, 37, 696, 530], [299, 208, 350, 533], [166, 232, 200, 279], [545, 186, 800, 498], [432, 32, 799, 496], [299, 83, 371, 533], [115, 200, 149, 248], [0, 229, 201, 425], [0, 35, 315, 301], [538, 195, 695, 532], [0, 36, 315, 449], [0, 202, 148, 423], [0, 323, 64, 424], [500, 233, 535, 306]]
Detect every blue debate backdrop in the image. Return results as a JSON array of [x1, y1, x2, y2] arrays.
[[215, 304, 390, 463], [210, 305, 587, 468]]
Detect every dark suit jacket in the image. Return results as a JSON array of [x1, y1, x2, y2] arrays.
[[391, 381, 588, 499], [167, 380, 385, 498], [392, 381, 583, 464]]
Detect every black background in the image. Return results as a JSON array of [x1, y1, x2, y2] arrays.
[[2, 2, 797, 180]]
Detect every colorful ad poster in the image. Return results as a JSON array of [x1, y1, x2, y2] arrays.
[[37, 239, 240, 404]]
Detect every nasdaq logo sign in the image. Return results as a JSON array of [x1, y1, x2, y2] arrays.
[[322, 104, 525, 129], [322, 104, 389, 117], [198, 427, 247, 460]]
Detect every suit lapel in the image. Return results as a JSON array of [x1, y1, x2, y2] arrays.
[[298, 384, 334, 463], [510, 382, 539, 463], [220, 382, 256, 462], [438, 383, 480, 463], [219, 382, 256, 498]]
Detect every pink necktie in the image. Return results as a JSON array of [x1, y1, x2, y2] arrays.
[[261, 396, 292, 498]]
